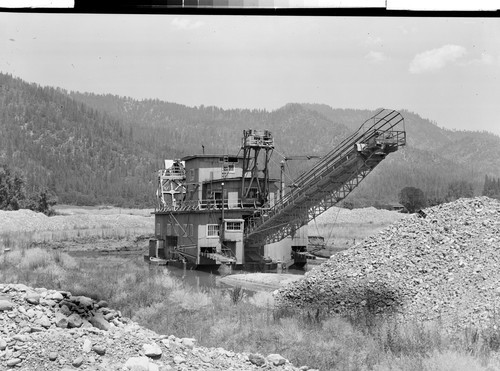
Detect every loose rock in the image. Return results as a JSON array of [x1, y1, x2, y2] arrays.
[[277, 197, 500, 331]]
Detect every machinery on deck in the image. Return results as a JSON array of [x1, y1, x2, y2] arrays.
[[147, 109, 406, 271]]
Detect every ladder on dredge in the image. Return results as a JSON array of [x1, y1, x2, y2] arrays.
[[244, 109, 406, 245]]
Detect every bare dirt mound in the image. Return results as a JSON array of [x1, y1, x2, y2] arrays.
[[276, 197, 500, 331]]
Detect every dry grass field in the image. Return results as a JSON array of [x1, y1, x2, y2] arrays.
[[2, 205, 500, 370]]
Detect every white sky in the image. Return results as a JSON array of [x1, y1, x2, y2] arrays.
[[1, 13, 499, 135]]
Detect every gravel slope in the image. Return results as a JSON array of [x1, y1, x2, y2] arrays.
[[0, 283, 309, 371], [276, 197, 500, 331], [311, 206, 407, 225]]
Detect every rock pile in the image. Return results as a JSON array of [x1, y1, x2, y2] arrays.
[[0, 284, 311, 371], [313, 206, 407, 225], [277, 197, 500, 331]]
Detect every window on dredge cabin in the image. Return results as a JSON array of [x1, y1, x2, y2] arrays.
[[207, 224, 219, 237], [222, 164, 235, 173], [226, 221, 242, 231]]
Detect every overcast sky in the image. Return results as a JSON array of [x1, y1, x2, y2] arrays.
[[1, 13, 499, 135]]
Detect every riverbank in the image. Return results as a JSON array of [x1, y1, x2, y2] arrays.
[[220, 273, 304, 291]]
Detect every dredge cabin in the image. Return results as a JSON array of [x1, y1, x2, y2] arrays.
[[148, 110, 407, 272], [150, 129, 308, 271]]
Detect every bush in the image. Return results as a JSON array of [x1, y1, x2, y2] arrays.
[[399, 187, 427, 213]]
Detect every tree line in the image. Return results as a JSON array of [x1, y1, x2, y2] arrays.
[[397, 176, 500, 213], [0, 163, 56, 215]]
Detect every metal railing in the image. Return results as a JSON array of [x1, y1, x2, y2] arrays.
[[156, 198, 256, 212]]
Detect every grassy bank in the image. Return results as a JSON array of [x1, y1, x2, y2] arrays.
[[2, 245, 500, 370]]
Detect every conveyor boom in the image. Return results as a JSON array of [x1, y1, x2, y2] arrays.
[[244, 109, 406, 244]]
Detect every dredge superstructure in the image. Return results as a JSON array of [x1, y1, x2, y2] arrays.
[[148, 109, 406, 271]]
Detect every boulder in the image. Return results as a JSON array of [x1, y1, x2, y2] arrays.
[[6, 358, 22, 367], [248, 354, 266, 366], [96, 300, 108, 308], [36, 315, 51, 329], [92, 344, 106, 356], [67, 313, 83, 328], [173, 355, 186, 365], [181, 337, 196, 349], [59, 304, 72, 316], [89, 313, 110, 331], [0, 299, 13, 311], [25, 292, 40, 305], [267, 353, 287, 366], [124, 356, 159, 371], [143, 343, 162, 358], [73, 296, 95, 309], [72, 356, 84, 368], [46, 292, 64, 301], [54, 312, 68, 328], [82, 338, 92, 353]]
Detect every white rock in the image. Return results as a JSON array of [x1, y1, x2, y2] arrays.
[[181, 337, 196, 349], [142, 343, 162, 357], [267, 353, 287, 366], [82, 338, 92, 353], [173, 355, 186, 364], [46, 292, 64, 301], [124, 356, 159, 371]]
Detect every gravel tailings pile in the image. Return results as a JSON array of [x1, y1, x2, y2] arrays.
[[0, 209, 153, 234], [276, 197, 500, 330], [0, 284, 305, 371], [312, 206, 407, 225]]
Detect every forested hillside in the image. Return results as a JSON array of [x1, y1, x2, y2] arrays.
[[69, 93, 351, 160], [0, 73, 157, 206], [301, 103, 500, 206], [1, 72, 499, 208]]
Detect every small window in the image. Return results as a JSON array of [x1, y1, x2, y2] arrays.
[[207, 224, 220, 237], [226, 221, 242, 231], [189, 169, 195, 181], [222, 164, 235, 173]]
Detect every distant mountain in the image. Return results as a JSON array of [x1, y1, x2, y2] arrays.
[[69, 94, 352, 160], [1, 72, 499, 208], [301, 103, 500, 205]]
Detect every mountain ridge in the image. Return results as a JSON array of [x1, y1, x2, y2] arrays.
[[1, 72, 499, 207]]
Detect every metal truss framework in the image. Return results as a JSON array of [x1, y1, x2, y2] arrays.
[[245, 109, 406, 245]]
